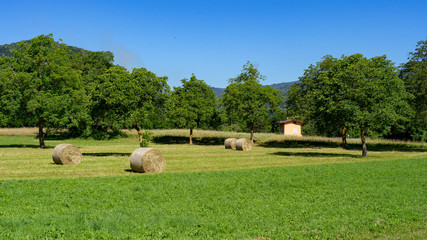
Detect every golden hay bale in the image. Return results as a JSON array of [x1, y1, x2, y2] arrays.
[[130, 148, 166, 173], [235, 138, 253, 151], [52, 144, 82, 165], [224, 138, 237, 149]]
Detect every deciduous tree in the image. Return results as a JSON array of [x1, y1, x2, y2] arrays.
[[286, 55, 356, 147], [168, 75, 216, 144], [128, 67, 169, 146], [221, 62, 281, 141], [2, 34, 90, 148], [287, 54, 413, 156]]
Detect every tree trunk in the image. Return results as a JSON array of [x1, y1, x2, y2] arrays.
[[189, 128, 193, 145], [341, 126, 348, 148], [250, 123, 254, 143], [135, 122, 143, 147], [360, 125, 367, 157], [38, 119, 45, 148]]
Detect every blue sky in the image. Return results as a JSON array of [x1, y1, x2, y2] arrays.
[[1, 0, 426, 88]]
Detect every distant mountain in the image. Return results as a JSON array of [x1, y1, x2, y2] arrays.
[[268, 82, 296, 93], [211, 87, 225, 97], [0, 40, 90, 57], [211, 81, 297, 98]]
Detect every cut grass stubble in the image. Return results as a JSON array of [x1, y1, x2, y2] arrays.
[[0, 130, 426, 180]]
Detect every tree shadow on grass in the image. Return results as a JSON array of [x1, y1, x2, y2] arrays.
[[153, 136, 227, 145], [82, 152, 131, 157], [0, 144, 53, 149], [271, 151, 360, 158], [44, 135, 69, 141], [349, 143, 427, 152], [261, 140, 339, 149], [260, 140, 427, 152]]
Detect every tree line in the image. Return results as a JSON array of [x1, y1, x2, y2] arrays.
[[0, 34, 425, 156], [0, 34, 281, 147]]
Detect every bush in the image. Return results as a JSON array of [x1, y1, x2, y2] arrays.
[[412, 129, 427, 142], [140, 130, 154, 147]]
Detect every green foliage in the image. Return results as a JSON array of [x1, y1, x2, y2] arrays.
[[269, 108, 287, 134], [221, 62, 282, 139], [67, 51, 115, 137], [353, 55, 413, 135], [0, 40, 91, 57], [86, 66, 170, 140], [287, 54, 413, 155], [0, 34, 91, 147], [128, 67, 170, 130], [168, 75, 217, 143], [0, 35, 172, 142], [398, 39, 427, 141], [89, 66, 133, 139], [286, 55, 354, 138], [0, 57, 24, 127], [139, 130, 154, 147]]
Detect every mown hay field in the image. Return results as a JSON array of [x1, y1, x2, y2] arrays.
[[0, 128, 426, 239], [0, 128, 425, 180]]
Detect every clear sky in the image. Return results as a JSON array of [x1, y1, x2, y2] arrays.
[[1, 0, 426, 88]]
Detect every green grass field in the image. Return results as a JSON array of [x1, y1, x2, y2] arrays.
[[0, 129, 426, 239]]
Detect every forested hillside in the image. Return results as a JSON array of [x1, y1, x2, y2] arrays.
[[0, 40, 90, 57], [212, 81, 296, 98]]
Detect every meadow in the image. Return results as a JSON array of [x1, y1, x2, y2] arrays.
[[0, 128, 426, 239]]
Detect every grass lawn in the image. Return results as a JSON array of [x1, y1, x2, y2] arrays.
[[0, 129, 426, 239]]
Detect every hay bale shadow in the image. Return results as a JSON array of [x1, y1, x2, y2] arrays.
[[82, 152, 131, 157]]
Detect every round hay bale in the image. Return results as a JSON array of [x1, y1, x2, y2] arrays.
[[235, 138, 253, 151], [130, 148, 166, 173], [52, 144, 82, 165], [224, 138, 237, 149]]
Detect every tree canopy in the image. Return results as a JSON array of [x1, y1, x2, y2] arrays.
[[0, 34, 90, 147], [128, 67, 169, 146], [287, 54, 413, 156], [399, 39, 427, 141], [168, 75, 216, 144], [221, 62, 282, 141], [89, 65, 133, 139]]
